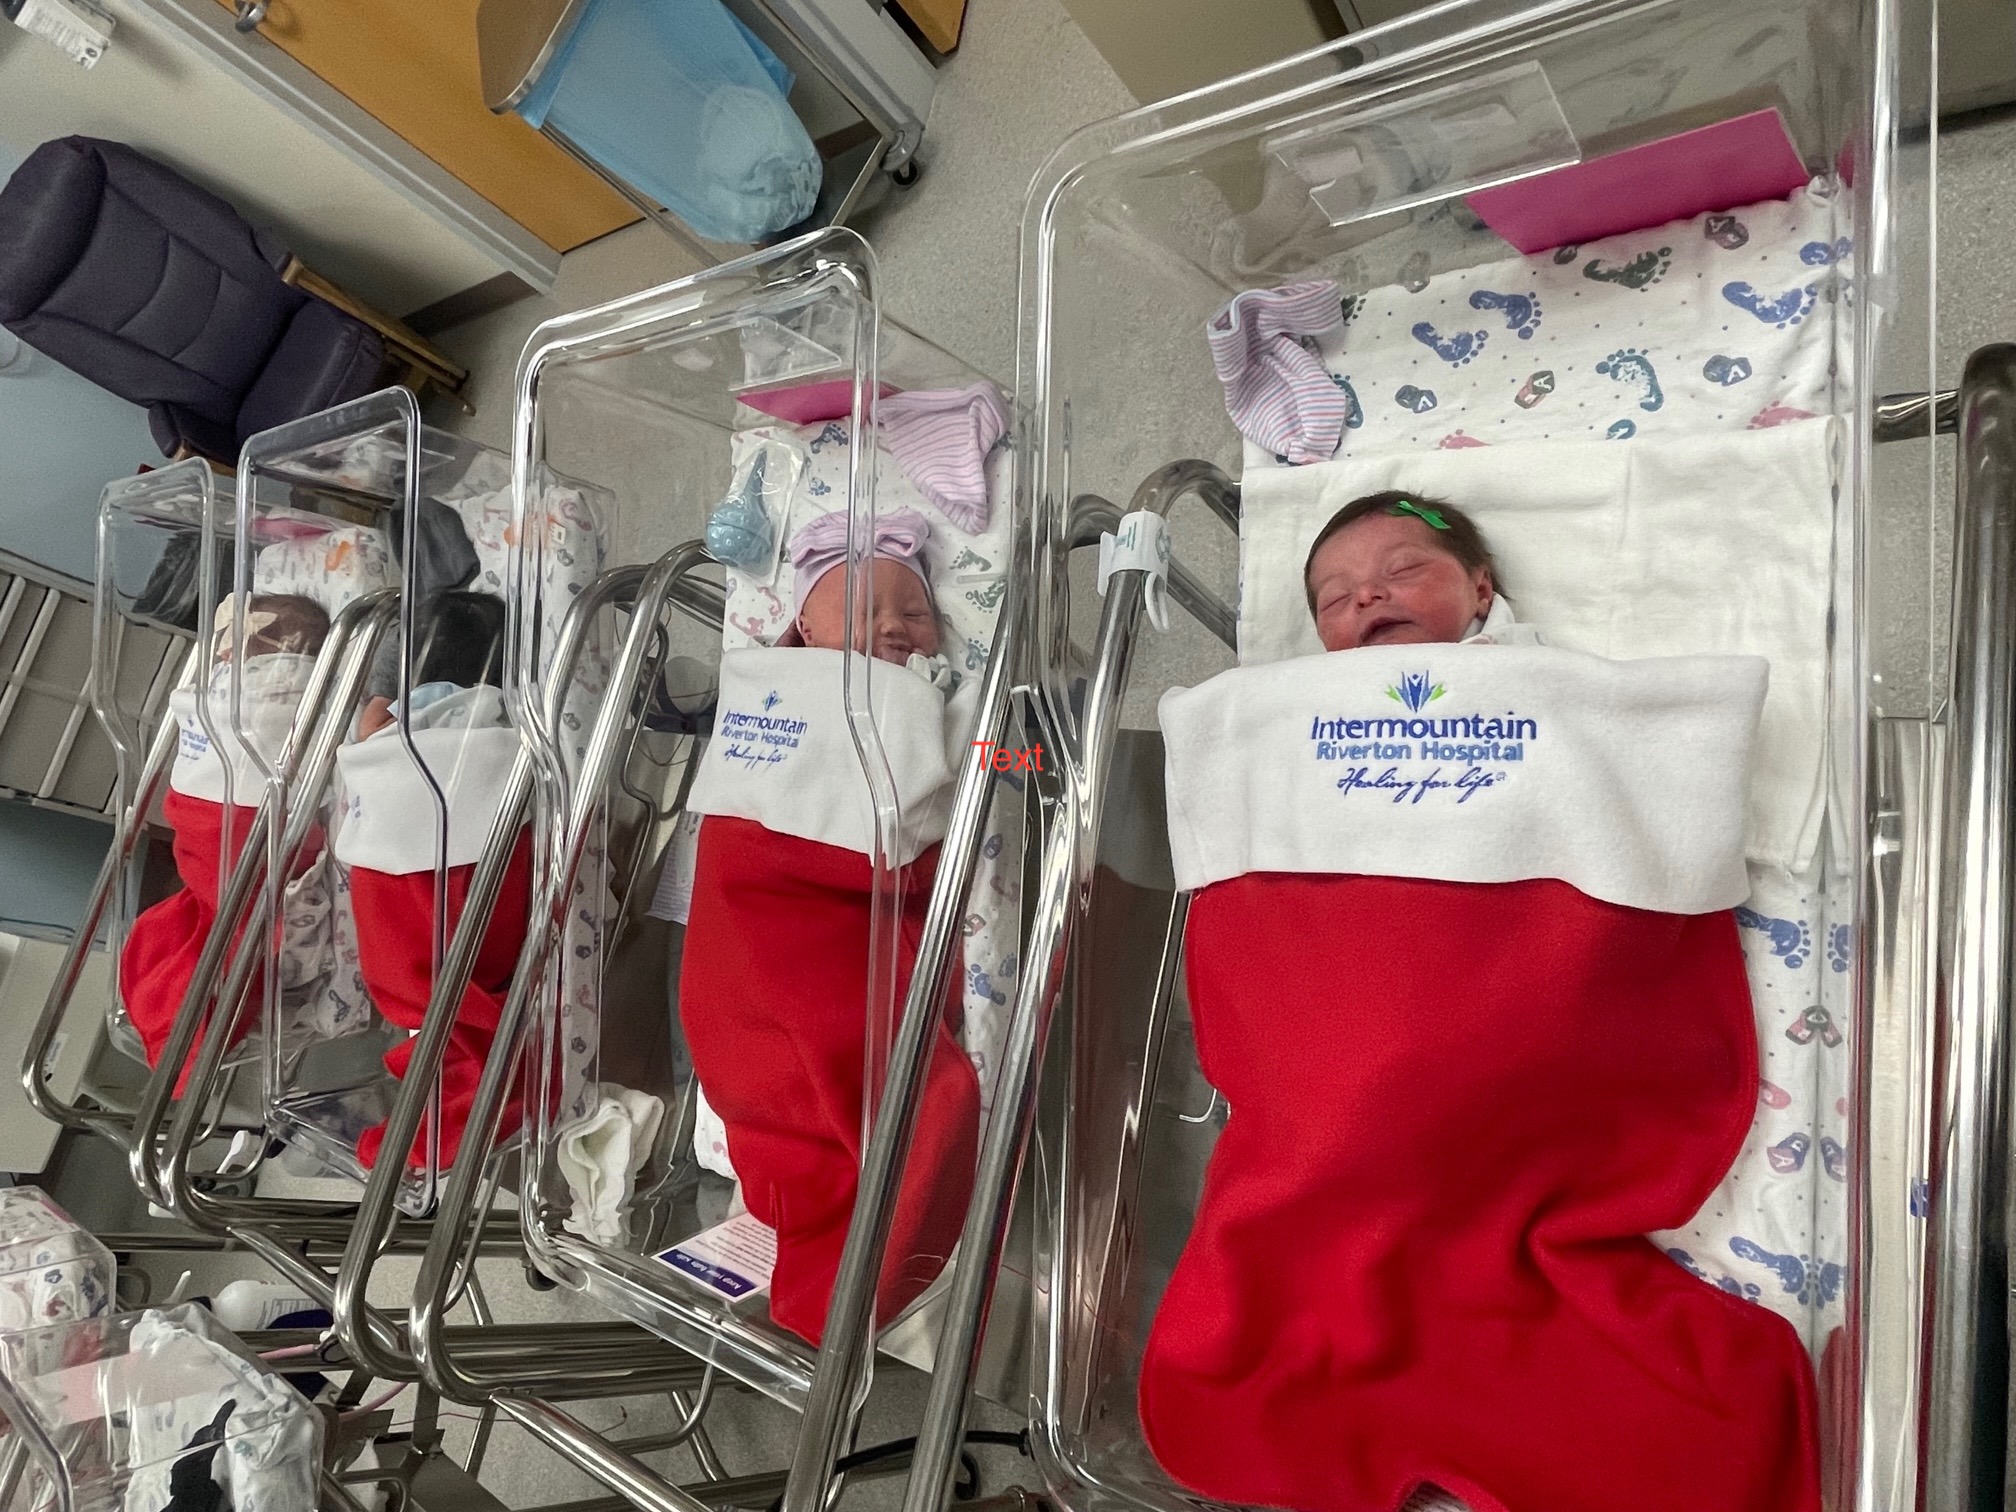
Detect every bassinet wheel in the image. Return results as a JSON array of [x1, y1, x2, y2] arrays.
[[891, 159, 922, 189]]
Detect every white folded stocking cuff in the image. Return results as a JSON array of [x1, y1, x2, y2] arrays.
[[1159, 643, 1767, 915]]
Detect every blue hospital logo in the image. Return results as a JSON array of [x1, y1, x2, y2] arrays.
[[1309, 670, 1539, 806], [721, 693, 805, 771], [1386, 672, 1444, 712]]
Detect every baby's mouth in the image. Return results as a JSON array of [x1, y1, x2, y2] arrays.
[[1360, 615, 1416, 646]]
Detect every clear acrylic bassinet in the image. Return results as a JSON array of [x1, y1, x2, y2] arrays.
[[1009, 1, 1945, 1510], [510, 226, 1024, 1405], [93, 460, 279, 1105], [0, 1188, 113, 1339], [0, 1303, 322, 1512], [228, 392, 586, 1215]]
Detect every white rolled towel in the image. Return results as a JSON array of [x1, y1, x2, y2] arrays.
[[558, 1084, 666, 1247]]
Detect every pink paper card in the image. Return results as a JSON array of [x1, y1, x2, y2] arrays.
[[1467, 109, 1810, 255], [737, 378, 896, 425]]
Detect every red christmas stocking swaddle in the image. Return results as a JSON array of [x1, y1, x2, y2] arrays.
[[121, 655, 319, 1088], [332, 687, 529, 1170], [1141, 645, 1820, 1512], [679, 646, 981, 1345]]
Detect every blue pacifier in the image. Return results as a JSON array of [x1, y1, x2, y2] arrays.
[[706, 449, 775, 571]]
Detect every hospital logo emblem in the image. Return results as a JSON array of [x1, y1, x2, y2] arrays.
[[762, 690, 781, 711], [1309, 672, 1537, 805], [1386, 672, 1444, 712]]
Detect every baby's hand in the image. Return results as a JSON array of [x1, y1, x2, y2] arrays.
[[357, 696, 396, 739]]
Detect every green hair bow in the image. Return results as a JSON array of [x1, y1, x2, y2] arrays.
[[1389, 499, 1449, 531]]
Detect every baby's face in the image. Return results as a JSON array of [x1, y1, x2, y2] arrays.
[[213, 594, 329, 664], [796, 559, 942, 664], [1308, 514, 1492, 653]]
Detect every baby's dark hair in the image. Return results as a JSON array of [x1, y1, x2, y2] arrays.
[[413, 590, 507, 690], [1302, 490, 1501, 613], [241, 594, 330, 657]]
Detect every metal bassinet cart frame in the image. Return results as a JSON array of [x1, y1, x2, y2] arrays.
[[395, 229, 1040, 1511], [793, 3, 2001, 1511]]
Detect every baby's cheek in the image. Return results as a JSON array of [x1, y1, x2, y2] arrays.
[[1404, 587, 1468, 642]]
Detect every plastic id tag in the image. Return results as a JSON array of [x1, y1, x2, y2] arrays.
[[647, 810, 705, 925], [1097, 510, 1172, 631]]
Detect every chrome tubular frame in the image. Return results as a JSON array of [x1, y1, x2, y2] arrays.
[[1921, 343, 2016, 1508], [826, 460, 1241, 1512], [20, 697, 182, 1141], [334, 549, 723, 1393], [1065, 499, 1238, 653], [405, 543, 727, 1406], [780, 562, 1027, 1510], [130, 587, 398, 1214], [122, 399, 720, 1394], [0, 1367, 71, 1512], [785, 460, 1237, 1512]]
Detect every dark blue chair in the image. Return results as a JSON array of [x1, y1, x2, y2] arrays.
[[0, 137, 462, 465]]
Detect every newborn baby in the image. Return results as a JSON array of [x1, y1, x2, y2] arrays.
[[1143, 489, 1819, 1512], [356, 590, 507, 739], [783, 507, 955, 687], [120, 592, 333, 1082], [1305, 490, 1516, 652], [333, 587, 530, 1171], [219, 592, 330, 664], [679, 504, 979, 1344]]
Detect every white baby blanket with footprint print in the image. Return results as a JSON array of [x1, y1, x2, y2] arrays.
[[1242, 176, 1848, 469], [0, 1186, 111, 1334], [1652, 861, 1852, 1350], [718, 417, 1013, 679]]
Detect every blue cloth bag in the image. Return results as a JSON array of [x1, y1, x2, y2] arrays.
[[519, 0, 822, 244]]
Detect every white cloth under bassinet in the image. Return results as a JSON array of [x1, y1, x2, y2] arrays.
[[118, 1307, 319, 1512]]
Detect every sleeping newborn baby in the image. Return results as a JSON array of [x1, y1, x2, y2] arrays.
[[120, 593, 332, 1083], [784, 508, 958, 687], [332, 589, 532, 1171], [1142, 489, 1820, 1512], [679, 507, 979, 1346], [1305, 489, 1536, 651]]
